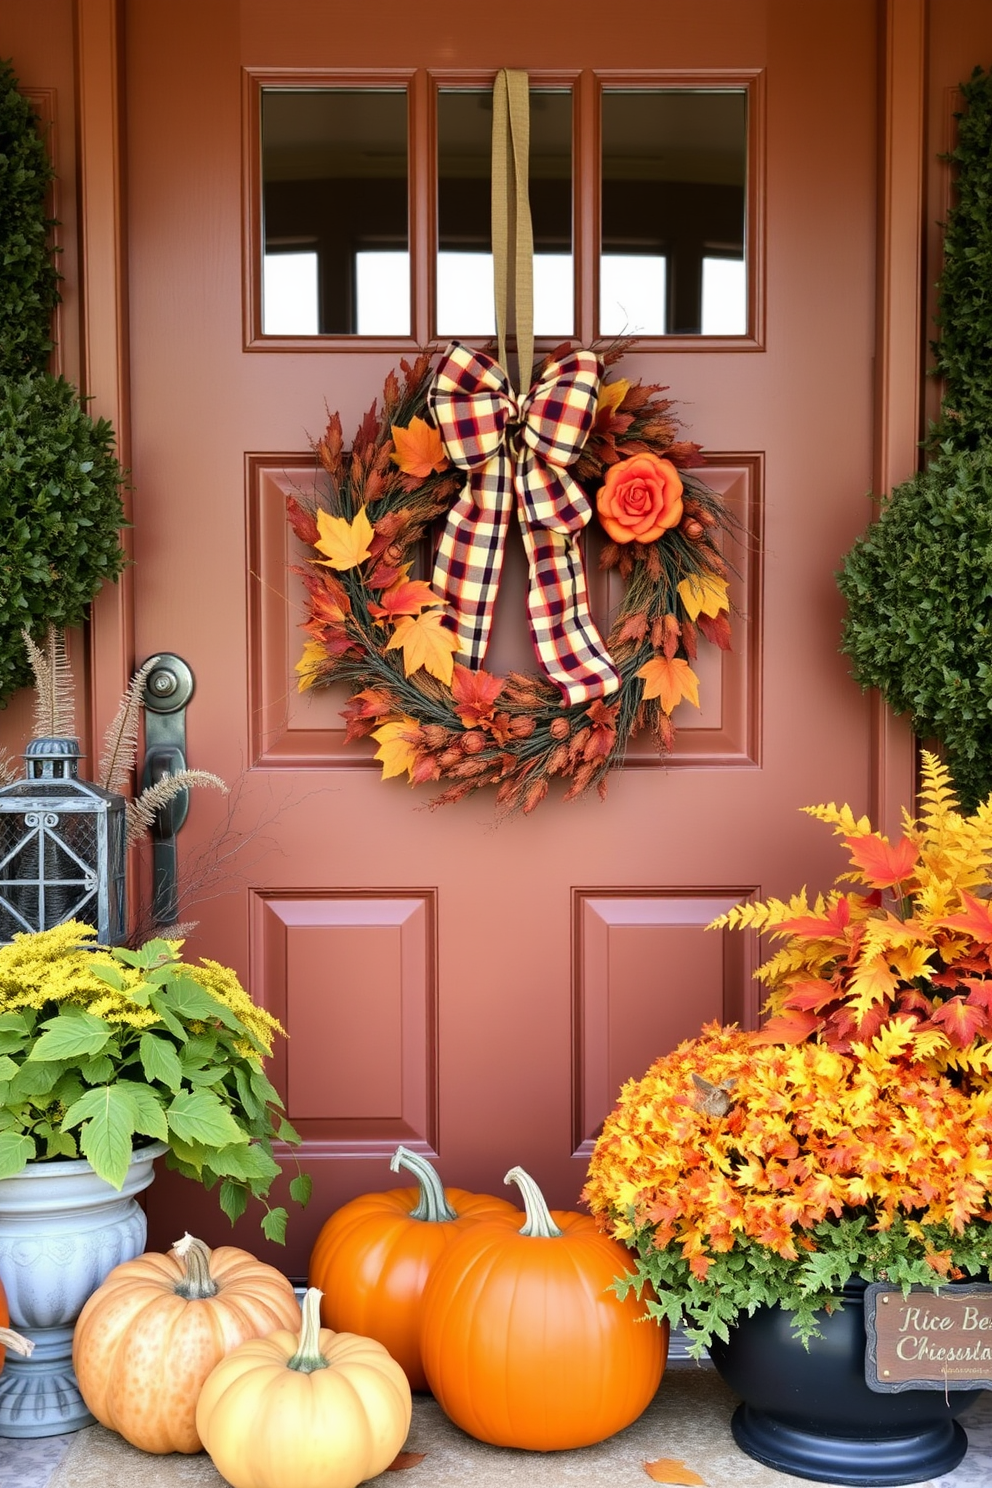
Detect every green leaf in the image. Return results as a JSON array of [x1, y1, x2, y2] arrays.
[[261, 1206, 288, 1245], [276, 1115, 301, 1146], [289, 1171, 312, 1207], [87, 962, 129, 991], [219, 1178, 249, 1226], [249, 1065, 284, 1111], [0, 1129, 36, 1178], [79, 1055, 116, 1084], [146, 992, 186, 1040], [139, 1032, 184, 1092], [113, 1080, 168, 1143], [61, 1086, 137, 1189], [0, 1055, 18, 1080], [167, 1088, 248, 1150], [0, 1031, 28, 1055], [157, 976, 248, 1037], [28, 1010, 111, 1062], [8, 1060, 63, 1099], [204, 1142, 280, 1187]]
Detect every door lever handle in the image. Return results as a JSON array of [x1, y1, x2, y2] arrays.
[[140, 655, 195, 926]]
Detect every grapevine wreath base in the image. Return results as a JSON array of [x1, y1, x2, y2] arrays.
[[288, 342, 736, 816]]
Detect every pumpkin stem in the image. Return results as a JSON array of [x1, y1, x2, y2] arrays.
[[287, 1287, 331, 1373], [504, 1166, 563, 1238], [0, 1327, 34, 1357], [390, 1144, 458, 1223], [172, 1233, 220, 1299]]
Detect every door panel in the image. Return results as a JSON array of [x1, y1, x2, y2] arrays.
[[124, 0, 882, 1274]]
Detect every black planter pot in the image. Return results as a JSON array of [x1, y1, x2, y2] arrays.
[[707, 1283, 979, 1486]]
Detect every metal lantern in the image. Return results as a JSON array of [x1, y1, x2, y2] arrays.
[[0, 737, 127, 944]]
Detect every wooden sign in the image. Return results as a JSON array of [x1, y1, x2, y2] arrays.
[[864, 1282, 992, 1392]]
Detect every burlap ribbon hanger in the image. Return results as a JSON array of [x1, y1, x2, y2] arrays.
[[428, 69, 619, 705]]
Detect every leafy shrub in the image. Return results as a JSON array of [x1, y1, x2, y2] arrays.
[[0, 56, 60, 379]]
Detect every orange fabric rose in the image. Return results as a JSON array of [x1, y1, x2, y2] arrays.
[[595, 453, 684, 544]]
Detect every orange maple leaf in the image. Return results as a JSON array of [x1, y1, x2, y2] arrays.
[[371, 718, 422, 780], [636, 657, 700, 715], [450, 665, 505, 727], [386, 611, 461, 684], [313, 506, 374, 571], [777, 898, 851, 939], [369, 578, 445, 621], [937, 890, 992, 944], [643, 1460, 706, 1486], [752, 1010, 822, 1045], [781, 979, 839, 1012], [930, 996, 991, 1047], [390, 416, 449, 477], [842, 833, 920, 889]]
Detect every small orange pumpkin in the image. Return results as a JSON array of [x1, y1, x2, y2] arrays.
[[72, 1232, 300, 1453], [308, 1145, 519, 1389], [0, 1276, 33, 1375], [419, 1165, 668, 1450], [196, 1286, 411, 1488]]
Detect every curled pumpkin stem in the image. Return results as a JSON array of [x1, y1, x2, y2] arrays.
[[0, 1326, 34, 1357], [287, 1288, 330, 1374], [172, 1233, 220, 1300], [390, 1144, 458, 1223], [504, 1166, 564, 1238]]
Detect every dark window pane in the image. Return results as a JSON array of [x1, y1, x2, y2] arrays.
[[261, 89, 408, 336], [437, 88, 573, 337], [601, 91, 747, 337]]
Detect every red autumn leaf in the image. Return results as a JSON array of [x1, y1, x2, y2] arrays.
[[937, 890, 992, 944], [386, 1451, 427, 1472], [696, 610, 733, 651], [965, 980, 992, 1014], [315, 410, 344, 477], [286, 496, 320, 546], [341, 688, 395, 742], [450, 665, 505, 727], [583, 699, 620, 761], [302, 572, 351, 624], [841, 833, 920, 889], [930, 996, 991, 1046], [369, 579, 445, 621], [752, 1010, 822, 1045]]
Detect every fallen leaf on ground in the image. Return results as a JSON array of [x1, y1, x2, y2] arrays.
[[644, 1457, 707, 1485], [386, 1450, 427, 1471]]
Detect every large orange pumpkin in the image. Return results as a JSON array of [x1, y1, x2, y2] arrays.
[[419, 1165, 668, 1450], [72, 1232, 301, 1453], [308, 1145, 519, 1389], [196, 1286, 411, 1488]]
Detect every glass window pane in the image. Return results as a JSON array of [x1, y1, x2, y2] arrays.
[[601, 90, 747, 337], [701, 255, 746, 334], [261, 89, 408, 336], [263, 251, 319, 334], [356, 251, 411, 334], [600, 254, 667, 336], [437, 89, 573, 339]]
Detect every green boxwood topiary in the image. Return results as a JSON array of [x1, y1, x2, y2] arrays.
[[0, 375, 127, 701], [0, 56, 60, 379], [0, 59, 127, 708], [838, 66, 992, 809]]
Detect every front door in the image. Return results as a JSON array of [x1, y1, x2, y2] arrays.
[[122, 0, 901, 1275]]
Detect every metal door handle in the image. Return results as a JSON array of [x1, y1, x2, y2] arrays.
[[141, 655, 195, 926]]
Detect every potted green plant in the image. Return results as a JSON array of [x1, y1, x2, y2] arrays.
[[0, 919, 310, 1436], [583, 752, 992, 1484]]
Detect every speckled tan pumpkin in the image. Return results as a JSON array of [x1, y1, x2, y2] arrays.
[[196, 1287, 412, 1488], [72, 1233, 300, 1453]]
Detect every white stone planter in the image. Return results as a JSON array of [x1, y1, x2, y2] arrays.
[[0, 1141, 166, 1437]]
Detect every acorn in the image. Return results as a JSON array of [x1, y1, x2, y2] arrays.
[[682, 518, 705, 541]]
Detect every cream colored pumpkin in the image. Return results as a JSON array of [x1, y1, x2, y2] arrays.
[[72, 1233, 300, 1453], [196, 1287, 412, 1488]]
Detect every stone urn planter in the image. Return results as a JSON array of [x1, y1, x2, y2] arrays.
[[0, 1141, 166, 1437], [707, 1282, 979, 1486]]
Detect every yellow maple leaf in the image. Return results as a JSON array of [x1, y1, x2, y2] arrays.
[[597, 378, 630, 417], [390, 416, 449, 477], [643, 1458, 706, 1486], [295, 639, 328, 693], [386, 610, 461, 685], [847, 955, 899, 1017], [677, 572, 729, 621], [313, 506, 374, 571], [636, 656, 700, 715], [371, 718, 421, 780]]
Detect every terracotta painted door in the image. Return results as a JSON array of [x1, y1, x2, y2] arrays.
[[123, 0, 905, 1275]]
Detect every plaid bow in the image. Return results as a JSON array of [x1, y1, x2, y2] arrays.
[[428, 341, 620, 706]]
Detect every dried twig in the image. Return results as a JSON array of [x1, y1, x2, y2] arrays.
[[98, 654, 161, 792]]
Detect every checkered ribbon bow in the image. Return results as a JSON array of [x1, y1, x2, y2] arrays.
[[429, 341, 620, 706]]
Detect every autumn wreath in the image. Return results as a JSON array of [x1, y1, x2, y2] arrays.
[[287, 339, 734, 815]]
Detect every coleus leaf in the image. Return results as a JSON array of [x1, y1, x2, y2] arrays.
[[752, 1009, 822, 1045], [929, 996, 991, 1046], [937, 889, 992, 943]]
